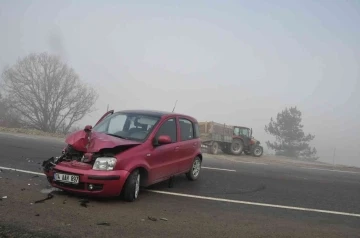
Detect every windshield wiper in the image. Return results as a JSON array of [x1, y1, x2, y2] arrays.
[[106, 133, 128, 140]]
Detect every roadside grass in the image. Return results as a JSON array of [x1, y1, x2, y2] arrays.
[[0, 127, 66, 138]]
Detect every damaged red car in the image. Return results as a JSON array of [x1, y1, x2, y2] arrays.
[[42, 109, 203, 201]]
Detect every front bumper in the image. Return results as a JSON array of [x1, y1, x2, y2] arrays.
[[44, 163, 130, 197]]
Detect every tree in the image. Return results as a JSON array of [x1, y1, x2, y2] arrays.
[[264, 106, 318, 160], [0, 92, 22, 128], [1, 52, 98, 134]]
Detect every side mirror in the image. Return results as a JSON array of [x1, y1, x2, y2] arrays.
[[157, 135, 172, 145], [84, 125, 92, 132]]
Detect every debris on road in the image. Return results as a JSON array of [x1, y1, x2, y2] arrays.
[[2, 196, 7, 199], [21, 188, 25, 191], [97, 222, 111, 226], [79, 199, 89, 207], [148, 216, 157, 221], [63, 199, 67, 204], [160, 218, 168, 221], [34, 193, 54, 204], [35, 214, 40, 216]]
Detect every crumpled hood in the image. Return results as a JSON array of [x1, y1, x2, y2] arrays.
[[65, 130, 141, 153]]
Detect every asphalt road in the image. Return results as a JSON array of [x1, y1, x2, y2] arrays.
[[0, 132, 360, 238]]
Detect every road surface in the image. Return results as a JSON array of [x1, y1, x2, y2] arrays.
[[0, 132, 359, 238]]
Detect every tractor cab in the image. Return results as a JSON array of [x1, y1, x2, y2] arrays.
[[233, 126, 252, 138]]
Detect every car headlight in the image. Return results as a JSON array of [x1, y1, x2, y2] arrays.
[[92, 157, 117, 171]]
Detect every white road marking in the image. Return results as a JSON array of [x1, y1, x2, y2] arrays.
[[0, 166, 45, 176], [202, 167, 236, 172], [302, 167, 360, 174], [145, 190, 360, 218], [2, 165, 360, 218]]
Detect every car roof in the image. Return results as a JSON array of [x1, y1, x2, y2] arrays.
[[116, 109, 197, 121]]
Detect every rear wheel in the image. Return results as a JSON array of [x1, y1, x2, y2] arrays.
[[252, 145, 263, 157], [123, 169, 140, 202], [230, 139, 244, 155], [209, 142, 219, 154], [186, 156, 202, 181]]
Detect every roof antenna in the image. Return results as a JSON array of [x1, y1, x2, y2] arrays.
[[172, 100, 178, 112]]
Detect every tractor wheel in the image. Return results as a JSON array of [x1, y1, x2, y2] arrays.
[[210, 142, 219, 154], [252, 145, 263, 157], [230, 139, 244, 155]]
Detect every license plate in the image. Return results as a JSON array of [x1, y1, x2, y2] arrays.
[[54, 173, 79, 184]]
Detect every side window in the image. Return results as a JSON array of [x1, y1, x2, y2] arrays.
[[155, 118, 177, 142], [234, 127, 240, 136], [179, 118, 194, 141]]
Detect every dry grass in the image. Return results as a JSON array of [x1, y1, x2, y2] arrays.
[[0, 126, 66, 138]]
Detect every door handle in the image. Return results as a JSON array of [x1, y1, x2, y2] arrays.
[[175, 146, 180, 151]]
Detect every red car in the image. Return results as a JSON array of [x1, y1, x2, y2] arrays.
[[42, 109, 203, 201]]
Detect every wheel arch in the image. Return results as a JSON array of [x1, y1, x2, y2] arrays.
[[127, 166, 149, 186], [196, 153, 203, 161]]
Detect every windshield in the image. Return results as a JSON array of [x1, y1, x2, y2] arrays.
[[92, 112, 161, 142]]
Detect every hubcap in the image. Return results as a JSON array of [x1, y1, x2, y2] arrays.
[[232, 143, 242, 152], [192, 159, 201, 177], [254, 147, 262, 155], [135, 174, 140, 198]]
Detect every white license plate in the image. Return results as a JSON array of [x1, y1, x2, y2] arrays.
[[54, 173, 79, 184]]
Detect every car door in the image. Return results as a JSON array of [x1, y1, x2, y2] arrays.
[[177, 117, 198, 173], [147, 117, 179, 182]]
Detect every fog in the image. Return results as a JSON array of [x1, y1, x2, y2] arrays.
[[1, 0, 359, 166]]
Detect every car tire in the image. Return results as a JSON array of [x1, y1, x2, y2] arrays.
[[186, 156, 202, 181], [123, 169, 141, 202]]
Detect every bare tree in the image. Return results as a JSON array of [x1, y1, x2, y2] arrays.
[[1, 52, 99, 133]]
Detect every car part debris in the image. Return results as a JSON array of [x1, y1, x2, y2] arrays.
[[34, 193, 54, 204], [97, 222, 110, 226], [79, 199, 89, 207], [148, 216, 157, 221]]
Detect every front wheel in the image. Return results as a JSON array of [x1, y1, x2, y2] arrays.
[[252, 145, 264, 157], [123, 169, 141, 202], [186, 156, 202, 181]]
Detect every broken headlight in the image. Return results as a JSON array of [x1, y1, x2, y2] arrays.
[[92, 157, 117, 171]]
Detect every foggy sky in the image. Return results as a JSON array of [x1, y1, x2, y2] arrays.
[[1, 0, 359, 166]]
